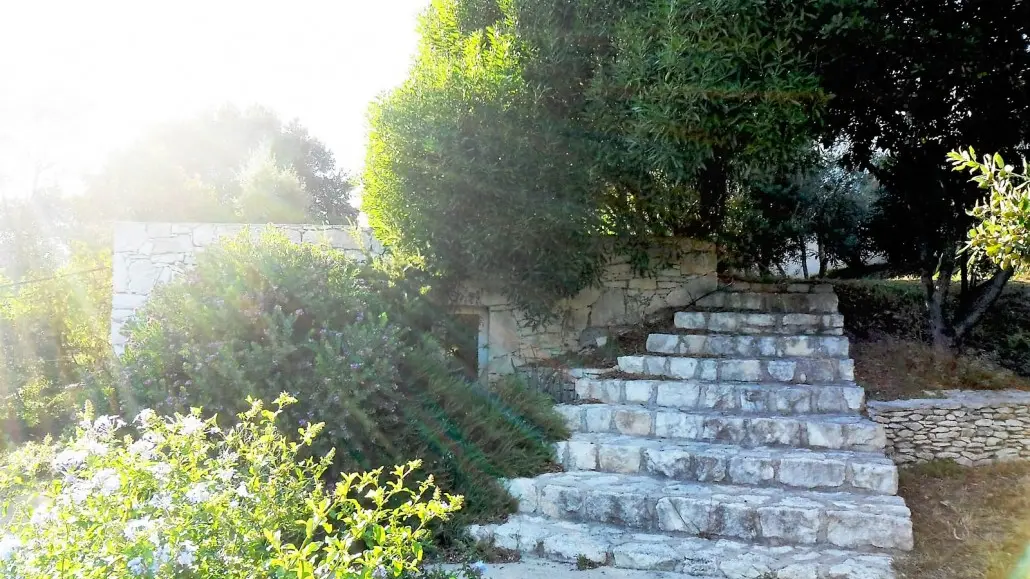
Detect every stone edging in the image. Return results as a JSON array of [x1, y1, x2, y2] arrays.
[[867, 390, 1030, 466]]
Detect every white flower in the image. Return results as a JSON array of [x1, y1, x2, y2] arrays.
[[152, 543, 172, 571], [215, 468, 234, 483], [123, 518, 154, 541], [175, 540, 198, 567], [235, 482, 252, 499], [127, 557, 146, 575], [78, 438, 109, 457], [52, 449, 88, 472], [65, 479, 93, 504], [179, 415, 205, 435], [134, 409, 156, 425], [0, 535, 21, 562], [93, 415, 125, 434], [30, 505, 54, 526], [148, 491, 173, 510], [128, 438, 157, 458], [149, 463, 172, 480], [184, 482, 212, 504], [93, 469, 121, 496]]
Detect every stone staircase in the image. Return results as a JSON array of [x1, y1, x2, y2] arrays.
[[470, 283, 914, 578]]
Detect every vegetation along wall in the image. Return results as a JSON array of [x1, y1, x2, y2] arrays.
[[868, 391, 1030, 466], [110, 223, 717, 378]]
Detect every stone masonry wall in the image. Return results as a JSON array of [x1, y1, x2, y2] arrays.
[[110, 224, 717, 380], [453, 239, 717, 379], [867, 390, 1030, 466], [110, 222, 383, 352]]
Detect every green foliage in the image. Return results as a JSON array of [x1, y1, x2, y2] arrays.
[[0, 395, 464, 578], [364, 0, 836, 320], [721, 144, 877, 275], [0, 247, 114, 448], [120, 229, 565, 531], [949, 148, 1030, 272], [86, 105, 356, 224]]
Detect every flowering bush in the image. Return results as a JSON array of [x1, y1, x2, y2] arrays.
[[0, 395, 467, 578], [119, 229, 566, 532]]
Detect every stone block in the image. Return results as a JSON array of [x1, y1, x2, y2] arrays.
[[506, 478, 539, 513], [654, 412, 703, 439], [566, 441, 598, 470], [727, 456, 775, 485], [758, 506, 820, 544], [542, 533, 609, 564], [614, 409, 653, 436], [655, 382, 701, 408], [668, 357, 698, 379], [806, 421, 845, 449], [646, 334, 680, 354], [674, 311, 706, 329], [826, 511, 913, 550], [585, 407, 614, 432], [538, 485, 583, 518], [643, 448, 695, 479], [849, 462, 898, 494], [778, 457, 846, 488], [623, 381, 653, 404], [767, 360, 797, 382], [720, 359, 762, 382], [584, 490, 652, 528]]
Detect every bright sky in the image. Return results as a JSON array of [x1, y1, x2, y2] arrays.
[[0, 0, 427, 197]]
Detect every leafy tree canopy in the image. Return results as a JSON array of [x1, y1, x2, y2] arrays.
[[364, 0, 839, 319], [86, 106, 356, 225], [813, 0, 1030, 348]]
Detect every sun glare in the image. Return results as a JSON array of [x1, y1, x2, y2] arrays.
[[0, 0, 426, 195]]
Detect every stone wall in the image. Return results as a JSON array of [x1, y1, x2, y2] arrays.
[[110, 223, 717, 379], [453, 240, 717, 379], [110, 222, 382, 352], [868, 390, 1030, 466]]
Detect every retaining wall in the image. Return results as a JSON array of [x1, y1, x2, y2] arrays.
[[868, 390, 1030, 466]]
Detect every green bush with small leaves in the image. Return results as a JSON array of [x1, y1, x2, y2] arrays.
[[119, 229, 566, 534], [0, 395, 472, 578]]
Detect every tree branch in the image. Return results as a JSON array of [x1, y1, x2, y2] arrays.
[[952, 267, 1015, 342]]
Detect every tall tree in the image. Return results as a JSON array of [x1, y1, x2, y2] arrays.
[[813, 0, 1030, 349], [364, 0, 837, 318], [86, 106, 356, 224]]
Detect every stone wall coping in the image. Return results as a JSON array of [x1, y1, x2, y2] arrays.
[[868, 389, 1030, 412]]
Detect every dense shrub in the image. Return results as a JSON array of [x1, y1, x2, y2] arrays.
[[0, 247, 114, 449], [0, 395, 468, 578], [120, 229, 565, 530], [835, 279, 1030, 378]]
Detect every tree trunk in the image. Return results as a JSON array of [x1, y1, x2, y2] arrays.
[[698, 154, 729, 235], [799, 237, 809, 279], [951, 267, 1015, 344], [921, 255, 956, 353], [817, 236, 828, 278]]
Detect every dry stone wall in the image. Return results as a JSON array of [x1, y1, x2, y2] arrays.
[[110, 222, 382, 352], [867, 390, 1030, 466], [110, 224, 717, 379]]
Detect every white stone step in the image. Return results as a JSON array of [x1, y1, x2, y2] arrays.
[[503, 472, 913, 550], [674, 311, 845, 335], [469, 515, 897, 578], [441, 560, 717, 579], [618, 355, 855, 384], [556, 404, 886, 452], [556, 433, 898, 494], [646, 333, 850, 358], [694, 291, 838, 313], [574, 378, 864, 415]]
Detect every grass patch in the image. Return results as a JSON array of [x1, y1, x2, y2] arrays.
[[853, 338, 1030, 400], [897, 460, 1030, 579]]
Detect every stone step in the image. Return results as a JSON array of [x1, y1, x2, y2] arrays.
[[556, 404, 886, 452], [618, 355, 855, 384], [503, 472, 913, 551], [694, 291, 838, 313], [721, 281, 836, 295], [469, 515, 897, 579], [574, 378, 864, 415], [646, 333, 850, 358], [556, 433, 898, 494], [446, 560, 717, 579], [674, 311, 845, 335]]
